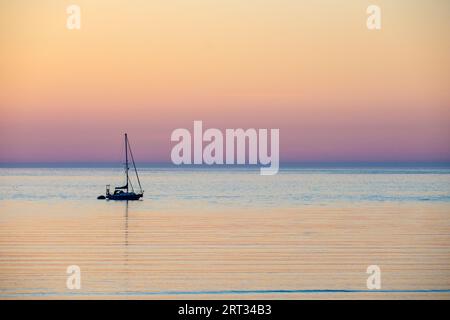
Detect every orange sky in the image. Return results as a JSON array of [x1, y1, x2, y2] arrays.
[[0, 0, 449, 162]]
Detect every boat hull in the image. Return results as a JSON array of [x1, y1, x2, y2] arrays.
[[106, 192, 143, 201]]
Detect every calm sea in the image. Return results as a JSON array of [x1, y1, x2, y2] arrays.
[[0, 165, 449, 299], [1, 165, 450, 207]]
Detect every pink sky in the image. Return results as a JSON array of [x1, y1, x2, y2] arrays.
[[1, 1, 449, 163]]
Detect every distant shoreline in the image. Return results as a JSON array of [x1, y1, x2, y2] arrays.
[[1, 162, 450, 169]]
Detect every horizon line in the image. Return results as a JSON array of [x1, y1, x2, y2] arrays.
[[1, 161, 450, 168]]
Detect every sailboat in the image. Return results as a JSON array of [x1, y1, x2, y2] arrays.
[[98, 133, 144, 200]]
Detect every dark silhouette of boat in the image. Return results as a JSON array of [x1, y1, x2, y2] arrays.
[[97, 133, 144, 201]]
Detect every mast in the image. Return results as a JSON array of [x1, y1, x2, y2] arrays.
[[125, 133, 129, 193], [128, 137, 143, 194]]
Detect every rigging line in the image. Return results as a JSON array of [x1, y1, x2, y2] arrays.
[[127, 138, 143, 192], [121, 135, 128, 189], [128, 175, 134, 192]]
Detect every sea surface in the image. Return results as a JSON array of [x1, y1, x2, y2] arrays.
[[0, 165, 449, 299]]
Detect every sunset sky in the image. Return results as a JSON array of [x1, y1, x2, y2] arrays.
[[1, 0, 449, 163]]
